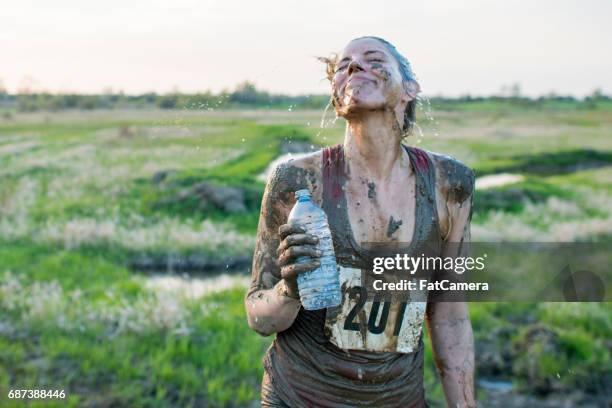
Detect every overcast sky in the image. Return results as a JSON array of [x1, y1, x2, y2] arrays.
[[1, 0, 610, 97]]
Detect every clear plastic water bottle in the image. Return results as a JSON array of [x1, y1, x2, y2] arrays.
[[287, 189, 341, 310]]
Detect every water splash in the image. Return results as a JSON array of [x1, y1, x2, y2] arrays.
[[413, 123, 425, 143], [315, 99, 338, 143], [415, 95, 440, 139], [319, 99, 334, 128]]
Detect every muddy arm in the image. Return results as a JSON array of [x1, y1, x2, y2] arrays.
[[244, 175, 302, 336], [244, 161, 321, 336], [245, 278, 302, 337], [245, 234, 302, 336], [427, 301, 476, 407], [427, 169, 476, 407]]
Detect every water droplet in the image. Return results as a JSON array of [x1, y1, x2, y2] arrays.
[[320, 100, 333, 127], [414, 123, 424, 139]]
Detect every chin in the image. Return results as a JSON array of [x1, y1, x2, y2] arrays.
[[337, 98, 387, 118]]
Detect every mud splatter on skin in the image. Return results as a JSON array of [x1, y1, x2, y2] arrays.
[[435, 155, 475, 204], [250, 144, 449, 407], [457, 194, 474, 256], [429, 153, 475, 254], [426, 152, 476, 240], [249, 144, 476, 406], [386, 216, 403, 237], [371, 62, 391, 82], [426, 300, 476, 406], [262, 163, 318, 230], [433, 354, 449, 379], [367, 181, 377, 200], [248, 160, 322, 300], [321, 146, 366, 268]]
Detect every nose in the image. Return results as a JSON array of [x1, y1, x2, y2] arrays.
[[347, 59, 364, 76]]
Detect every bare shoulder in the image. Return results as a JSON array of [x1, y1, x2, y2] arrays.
[[264, 150, 324, 211], [424, 149, 475, 204]]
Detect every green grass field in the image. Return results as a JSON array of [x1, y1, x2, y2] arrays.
[[1, 105, 611, 407]]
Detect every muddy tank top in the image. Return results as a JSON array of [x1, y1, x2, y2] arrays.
[[262, 144, 442, 407]]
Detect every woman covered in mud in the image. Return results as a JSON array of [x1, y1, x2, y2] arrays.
[[245, 36, 476, 407]]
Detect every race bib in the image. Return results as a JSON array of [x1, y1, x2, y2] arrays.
[[324, 266, 428, 354]]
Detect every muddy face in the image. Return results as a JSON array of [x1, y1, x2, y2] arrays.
[[331, 37, 409, 122]]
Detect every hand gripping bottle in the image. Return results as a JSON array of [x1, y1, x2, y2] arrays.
[[287, 189, 341, 310]]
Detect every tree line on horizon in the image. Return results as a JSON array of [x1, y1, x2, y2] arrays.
[[0, 81, 609, 113]]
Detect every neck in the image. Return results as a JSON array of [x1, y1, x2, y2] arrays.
[[342, 109, 409, 180]]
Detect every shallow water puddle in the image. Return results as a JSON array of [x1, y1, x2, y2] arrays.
[[144, 273, 250, 299], [475, 173, 524, 189], [477, 379, 514, 392]]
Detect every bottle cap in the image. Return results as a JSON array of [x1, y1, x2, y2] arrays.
[[295, 189, 311, 199]]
